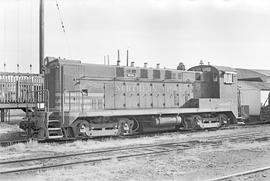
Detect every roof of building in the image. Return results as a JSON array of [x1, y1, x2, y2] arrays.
[[214, 65, 237, 73], [238, 81, 270, 90], [236, 68, 270, 82], [253, 69, 270, 76]]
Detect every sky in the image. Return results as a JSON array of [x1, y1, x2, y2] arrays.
[[0, 0, 270, 73]]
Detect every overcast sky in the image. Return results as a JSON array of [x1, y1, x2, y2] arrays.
[[0, 0, 270, 73]]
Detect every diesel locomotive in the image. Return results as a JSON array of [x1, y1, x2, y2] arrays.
[[20, 57, 238, 139]]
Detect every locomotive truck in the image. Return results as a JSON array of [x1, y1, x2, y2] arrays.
[[20, 57, 238, 139]]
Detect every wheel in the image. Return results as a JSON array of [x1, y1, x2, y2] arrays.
[[72, 120, 91, 137], [129, 116, 139, 133], [117, 118, 135, 136], [217, 114, 228, 127]]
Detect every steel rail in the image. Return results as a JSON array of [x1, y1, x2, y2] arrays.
[[0, 123, 268, 147], [0, 142, 190, 165], [0, 129, 269, 166], [0, 140, 28, 147], [0, 144, 190, 174], [207, 166, 270, 181], [1, 130, 269, 165], [0, 131, 270, 175]]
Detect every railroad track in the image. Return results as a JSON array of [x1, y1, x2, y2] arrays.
[[208, 166, 270, 181], [0, 139, 28, 147], [1, 123, 269, 147], [0, 130, 270, 175], [0, 141, 192, 175]]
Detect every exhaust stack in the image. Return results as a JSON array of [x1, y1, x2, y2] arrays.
[[117, 50, 120, 66], [144, 62, 148, 68]]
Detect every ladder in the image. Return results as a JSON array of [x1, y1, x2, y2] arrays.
[[47, 119, 63, 139]]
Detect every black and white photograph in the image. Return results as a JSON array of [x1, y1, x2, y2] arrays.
[[0, 0, 270, 180]]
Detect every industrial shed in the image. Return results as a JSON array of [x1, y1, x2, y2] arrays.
[[237, 68, 270, 82], [236, 68, 270, 118]]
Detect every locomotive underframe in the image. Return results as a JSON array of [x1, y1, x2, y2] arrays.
[[66, 110, 233, 138], [20, 98, 235, 139]]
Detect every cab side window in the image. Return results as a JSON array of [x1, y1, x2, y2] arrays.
[[224, 73, 234, 84]]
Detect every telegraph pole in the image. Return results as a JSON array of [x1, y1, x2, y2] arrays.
[[126, 50, 129, 66], [39, 0, 44, 74]]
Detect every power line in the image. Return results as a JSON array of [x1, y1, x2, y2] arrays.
[[1, 3, 6, 65], [17, 0, 20, 65], [30, 0, 33, 70], [55, 0, 66, 33], [55, 0, 72, 57]]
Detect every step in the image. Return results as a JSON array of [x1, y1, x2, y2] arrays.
[[48, 128, 62, 131], [47, 135, 63, 139], [47, 128, 63, 138], [47, 120, 61, 129], [48, 119, 61, 123]]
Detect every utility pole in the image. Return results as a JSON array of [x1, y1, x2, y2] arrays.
[[126, 50, 129, 66], [39, 0, 44, 74]]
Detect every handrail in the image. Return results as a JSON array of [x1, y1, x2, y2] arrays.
[[26, 89, 49, 112]]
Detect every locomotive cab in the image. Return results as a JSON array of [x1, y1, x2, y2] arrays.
[[188, 65, 238, 124]]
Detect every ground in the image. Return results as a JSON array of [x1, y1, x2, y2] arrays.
[[0, 122, 25, 141], [0, 110, 26, 141], [0, 125, 270, 181]]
